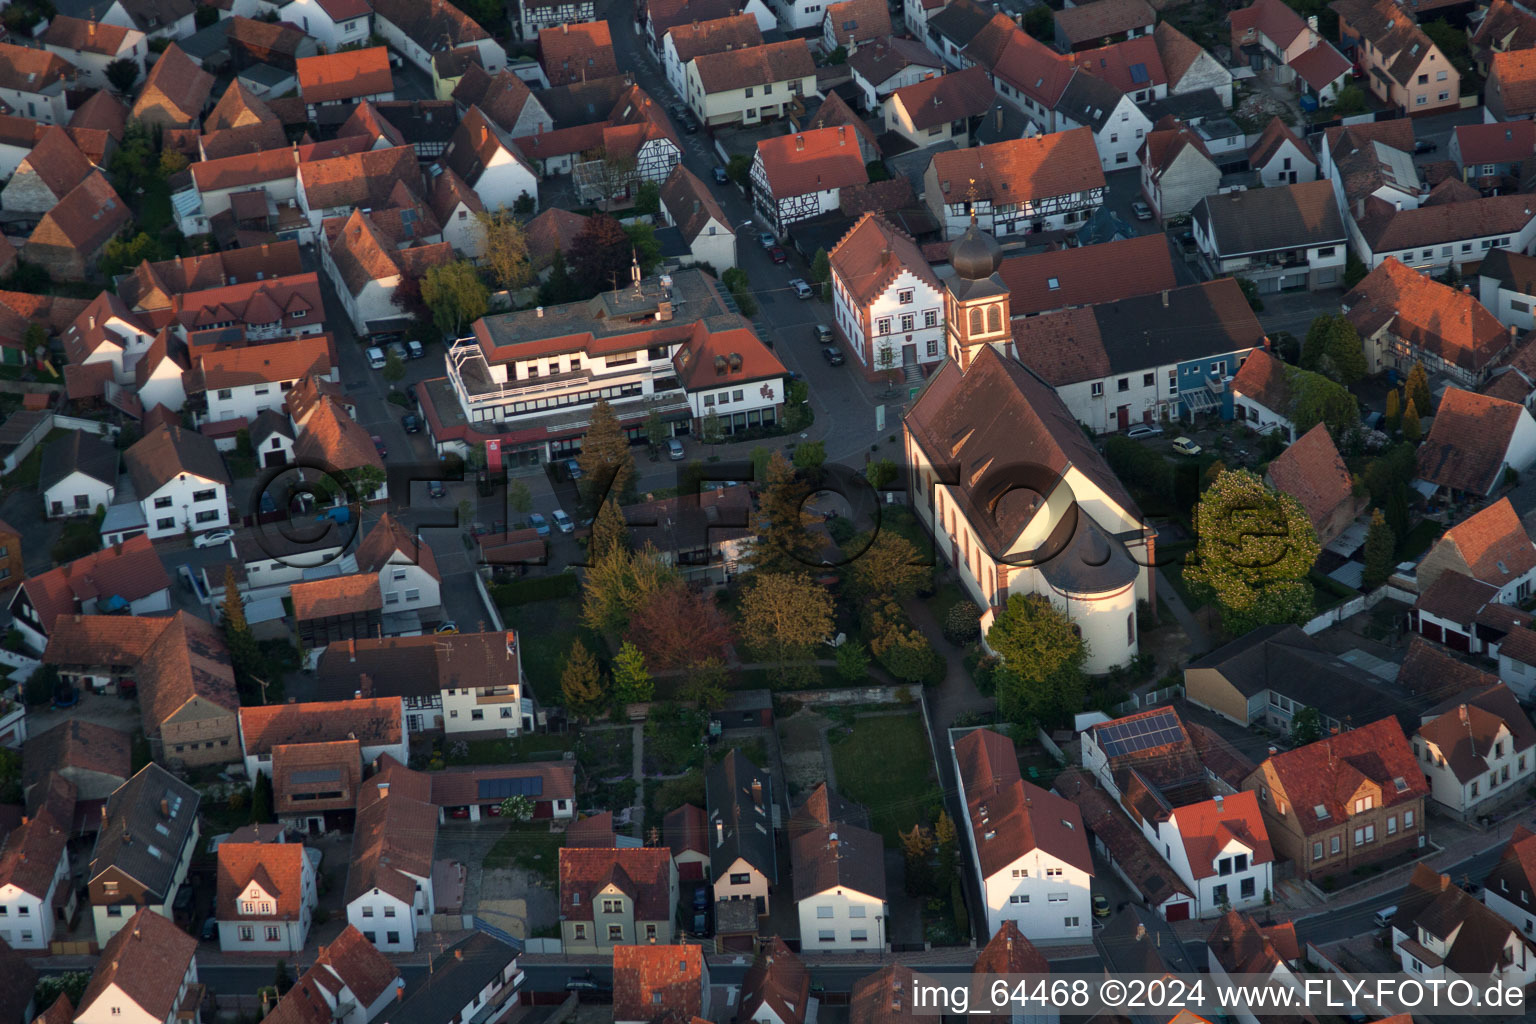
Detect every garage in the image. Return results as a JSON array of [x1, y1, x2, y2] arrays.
[[1165, 900, 1191, 922]]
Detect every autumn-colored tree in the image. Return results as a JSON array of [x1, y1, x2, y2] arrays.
[[588, 497, 629, 561], [1384, 388, 1401, 430], [739, 573, 834, 685], [577, 400, 636, 505], [476, 208, 534, 291], [626, 581, 734, 670], [935, 809, 959, 887], [1406, 362, 1433, 418], [569, 213, 633, 291], [611, 641, 654, 705], [750, 451, 817, 574], [1402, 396, 1422, 442], [222, 564, 247, 632], [421, 260, 489, 337], [1362, 508, 1395, 590], [560, 640, 606, 715], [849, 531, 927, 600], [901, 823, 936, 896], [1184, 468, 1320, 635], [986, 593, 1087, 726], [679, 656, 729, 710], [581, 543, 680, 635]]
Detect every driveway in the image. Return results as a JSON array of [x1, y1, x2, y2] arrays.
[[26, 688, 141, 737]]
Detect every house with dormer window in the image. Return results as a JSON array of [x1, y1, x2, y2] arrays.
[[923, 130, 1105, 239], [707, 749, 776, 913], [558, 846, 677, 952], [1133, 792, 1274, 919], [87, 764, 201, 945], [196, 334, 338, 429], [1485, 826, 1536, 937], [73, 908, 200, 1024], [1415, 498, 1536, 603], [1413, 683, 1536, 819], [1391, 864, 1536, 987], [215, 841, 317, 952], [828, 212, 944, 377]]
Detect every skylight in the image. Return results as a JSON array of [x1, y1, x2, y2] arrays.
[[1394, 777, 1408, 792], [1314, 804, 1329, 820]]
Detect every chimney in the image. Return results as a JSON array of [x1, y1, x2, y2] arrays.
[[829, 831, 839, 855], [536, 306, 544, 317], [1135, 924, 1147, 941], [396, 986, 405, 1001], [751, 779, 762, 805], [994, 104, 1003, 133], [1268, 745, 1277, 756], [1464, 284, 1472, 293], [160, 798, 170, 818], [378, 782, 390, 797], [1460, 703, 1469, 725], [1161, 290, 1169, 308], [795, 134, 805, 151], [838, 125, 846, 145], [715, 821, 724, 844], [455, 949, 463, 960], [1214, 794, 1223, 812]]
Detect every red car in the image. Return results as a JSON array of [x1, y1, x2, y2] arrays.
[[448, 806, 471, 819], [769, 246, 787, 264]]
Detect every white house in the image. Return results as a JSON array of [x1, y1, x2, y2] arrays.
[[1249, 116, 1318, 188], [430, 167, 488, 260], [1191, 181, 1348, 293], [134, 332, 188, 415], [442, 107, 539, 214], [685, 39, 817, 129], [954, 728, 1092, 942], [1137, 793, 1275, 919], [40, 16, 146, 91], [1413, 684, 1536, 819], [61, 291, 155, 385], [198, 334, 337, 427], [284, 0, 371, 51], [1416, 498, 1536, 602], [1479, 247, 1536, 333], [358, 513, 443, 621], [1231, 348, 1297, 442], [371, 0, 506, 77], [829, 212, 944, 375], [74, 909, 200, 1024], [750, 126, 868, 238], [1350, 193, 1536, 274], [0, 810, 71, 949], [321, 210, 455, 336], [791, 822, 888, 950], [239, 697, 407, 782], [923, 130, 1106, 239], [659, 164, 736, 272], [39, 430, 118, 520], [848, 36, 941, 111], [1414, 387, 1536, 499], [1206, 910, 1303, 1024], [1391, 863, 1536, 989], [1485, 827, 1536, 939], [0, 42, 76, 124], [345, 761, 437, 952], [277, 926, 403, 1024], [216, 841, 317, 953], [88, 765, 200, 947], [122, 423, 230, 539], [661, 14, 763, 100], [91, 0, 198, 41], [386, 933, 525, 1024]]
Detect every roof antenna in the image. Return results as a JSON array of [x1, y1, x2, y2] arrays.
[[967, 178, 979, 226], [631, 250, 643, 294]]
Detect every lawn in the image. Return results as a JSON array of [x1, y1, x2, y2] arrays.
[[1163, 561, 1211, 612], [5, 428, 68, 494], [829, 713, 942, 848], [926, 581, 969, 625], [1398, 519, 1440, 561], [444, 732, 578, 766], [499, 597, 596, 704], [483, 823, 565, 882]]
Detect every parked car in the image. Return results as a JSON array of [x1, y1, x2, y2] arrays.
[[1413, 139, 1438, 154], [405, 383, 418, 406], [692, 885, 710, 910], [387, 341, 407, 362], [435, 621, 459, 634], [552, 509, 573, 533], [406, 339, 425, 359], [670, 103, 687, 122], [769, 245, 787, 264], [681, 112, 699, 133], [814, 323, 833, 344], [822, 346, 844, 366], [427, 480, 446, 499], [1126, 423, 1163, 439], [366, 346, 386, 369], [529, 512, 550, 536], [564, 458, 583, 480], [447, 806, 470, 819], [713, 166, 729, 185], [401, 413, 422, 433], [1131, 200, 1153, 221], [1171, 436, 1203, 456], [789, 278, 813, 299], [667, 437, 685, 460], [566, 974, 608, 992], [200, 917, 217, 941], [194, 528, 235, 548], [692, 911, 709, 935], [371, 435, 388, 458], [759, 231, 775, 249], [1093, 893, 1111, 918]]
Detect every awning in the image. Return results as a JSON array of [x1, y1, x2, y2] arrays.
[[1181, 388, 1219, 413]]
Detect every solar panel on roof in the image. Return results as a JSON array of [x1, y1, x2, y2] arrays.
[[1130, 63, 1149, 83], [477, 776, 544, 801], [1096, 708, 1185, 759]]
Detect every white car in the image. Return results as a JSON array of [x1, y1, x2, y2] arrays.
[[552, 509, 574, 534], [1126, 424, 1163, 439], [194, 528, 235, 548], [1171, 436, 1203, 456], [365, 346, 386, 369], [789, 278, 813, 299]]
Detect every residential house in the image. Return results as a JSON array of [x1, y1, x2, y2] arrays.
[[1416, 387, 1536, 498], [0, 809, 71, 949], [87, 0, 199, 41], [216, 841, 317, 952], [322, 209, 455, 336], [1249, 116, 1318, 187], [660, 15, 762, 99], [1131, 790, 1275, 919], [1320, 122, 1424, 230], [7, 535, 171, 654], [73, 908, 199, 1024], [41, 617, 178, 700], [296, 49, 395, 121], [1343, 258, 1516, 387], [86, 764, 200, 945], [1473, 0, 1536, 77], [822, 0, 891, 49], [39, 430, 118, 519], [1186, 624, 1417, 736], [123, 423, 230, 539], [1486, 48, 1536, 122], [0, 518, 20, 594], [0, 42, 74, 124], [1414, 682, 1536, 817], [263, 926, 401, 1024], [1080, 706, 1209, 806], [1241, 717, 1428, 883], [371, 0, 506, 78], [558, 847, 678, 951], [1264, 423, 1365, 548], [664, 805, 709, 881], [882, 66, 994, 151], [750, 126, 868, 238], [284, 0, 372, 51], [132, 44, 213, 128], [847, 966, 926, 1024], [440, 108, 539, 214], [954, 728, 1092, 941], [521, 0, 597, 37], [41, 18, 145, 93], [356, 513, 442, 616], [345, 757, 438, 952], [790, 789, 886, 951], [1154, 22, 1233, 106], [197, 334, 337, 429], [377, 933, 523, 1024], [429, 763, 576, 823], [20, 721, 129, 827], [1231, 0, 1317, 66], [1485, 826, 1536, 936], [135, 611, 239, 768], [238, 697, 406, 783], [829, 212, 944, 376], [612, 945, 707, 1024], [658, 164, 735, 272], [291, 393, 388, 503], [430, 167, 488, 259], [290, 575, 384, 649], [1389, 864, 1536, 987], [1190, 180, 1346, 292], [1416, 497, 1536, 600], [1139, 118, 1220, 221], [739, 938, 815, 1024], [1054, 0, 1154, 52], [538, 22, 615, 88], [995, 232, 1176, 318], [848, 36, 941, 110], [1332, 0, 1459, 114], [1349, 192, 1536, 273], [620, 484, 754, 585], [1206, 911, 1303, 1024], [173, 273, 326, 342], [643, 0, 770, 54], [1412, 569, 1535, 655], [225, 17, 318, 70], [21, 172, 131, 280], [924, 129, 1105, 238], [684, 39, 816, 128], [1009, 277, 1265, 434], [1450, 121, 1535, 192], [707, 749, 776, 914], [1478, 248, 1536, 332]]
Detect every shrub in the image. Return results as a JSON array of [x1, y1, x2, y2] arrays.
[[942, 600, 981, 644]]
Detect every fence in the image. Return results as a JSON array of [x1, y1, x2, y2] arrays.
[[475, 572, 506, 633], [1035, 728, 1066, 765], [784, 684, 917, 706], [1107, 683, 1184, 717], [473, 915, 524, 952], [1299, 584, 1416, 635]]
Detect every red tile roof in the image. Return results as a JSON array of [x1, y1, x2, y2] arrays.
[[217, 841, 310, 921], [1454, 120, 1536, 167], [1249, 116, 1315, 170], [1433, 497, 1536, 588], [1416, 387, 1529, 495], [1288, 42, 1351, 92], [558, 847, 674, 921], [671, 321, 786, 391], [888, 65, 995, 131], [824, 0, 892, 45], [1068, 34, 1167, 94], [1230, 0, 1308, 50], [428, 762, 576, 806], [41, 14, 137, 55], [239, 697, 403, 756], [665, 13, 762, 64], [0, 809, 67, 899], [1354, 193, 1536, 257], [1264, 423, 1354, 538], [828, 212, 938, 307], [134, 43, 214, 125], [273, 740, 361, 814], [76, 909, 198, 1022], [1343, 258, 1511, 377], [613, 945, 704, 1022], [27, 171, 130, 259], [754, 125, 868, 199], [137, 611, 239, 733], [539, 22, 617, 87], [954, 728, 1092, 878], [1417, 682, 1536, 784], [297, 47, 393, 104], [1054, 0, 1153, 45], [1169, 791, 1273, 881], [691, 38, 814, 94], [20, 534, 171, 636], [997, 233, 1176, 316], [346, 760, 438, 905], [1261, 717, 1427, 836], [290, 574, 382, 620], [293, 392, 386, 474], [312, 925, 400, 1008], [198, 333, 334, 390], [741, 938, 811, 1024], [931, 128, 1104, 207]]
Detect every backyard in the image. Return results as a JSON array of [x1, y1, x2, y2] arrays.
[[483, 822, 565, 882], [498, 595, 592, 705], [828, 712, 942, 847]]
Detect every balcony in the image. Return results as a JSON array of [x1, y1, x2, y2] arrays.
[[475, 686, 521, 705]]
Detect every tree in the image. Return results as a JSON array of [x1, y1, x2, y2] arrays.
[[194, 2, 220, 26], [1333, 84, 1367, 115], [577, 400, 636, 505], [792, 440, 826, 473], [679, 656, 730, 710], [750, 452, 817, 574], [36, 974, 93, 1011], [273, 960, 293, 997], [570, 213, 633, 291], [643, 406, 666, 450], [1406, 362, 1432, 418], [23, 664, 58, 707], [1402, 396, 1422, 442], [850, 531, 927, 600], [876, 344, 898, 392], [1344, 251, 1369, 289], [476, 209, 534, 292], [222, 564, 248, 632], [1385, 388, 1401, 430], [611, 641, 654, 704], [739, 573, 835, 684], [499, 794, 534, 821], [866, 458, 897, 489], [1290, 706, 1323, 745], [508, 479, 532, 515], [627, 581, 735, 670], [382, 348, 406, 384], [1234, 276, 1264, 313], [726, 154, 751, 188], [421, 261, 489, 337], [834, 640, 869, 681], [249, 770, 273, 823], [810, 248, 831, 300], [99, 232, 163, 280], [159, 148, 188, 177], [560, 640, 607, 715], [987, 594, 1087, 726], [539, 248, 581, 305], [633, 179, 661, 217], [1363, 508, 1395, 590], [580, 543, 680, 634], [1286, 364, 1358, 436], [589, 497, 629, 560], [935, 809, 959, 887], [900, 823, 935, 896], [1183, 469, 1321, 635], [1302, 314, 1367, 385], [105, 57, 140, 93]]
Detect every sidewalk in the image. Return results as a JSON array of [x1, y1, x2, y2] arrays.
[[1155, 567, 1213, 656]]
